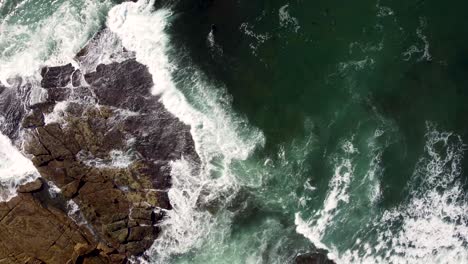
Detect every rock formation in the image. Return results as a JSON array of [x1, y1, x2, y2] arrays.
[[0, 178, 108, 263], [294, 252, 336, 264], [0, 30, 198, 263], [0, 11, 334, 264]]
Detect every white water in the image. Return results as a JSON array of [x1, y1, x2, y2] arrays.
[[76, 149, 134, 169], [0, 0, 111, 84], [2, 1, 465, 263], [76, 28, 134, 74], [0, 0, 137, 207], [0, 133, 39, 201], [402, 17, 432, 62], [278, 4, 300, 33], [1, 1, 265, 260], [295, 139, 358, 261], [296, 124, 468, 264], [107, 1, 264, 262]]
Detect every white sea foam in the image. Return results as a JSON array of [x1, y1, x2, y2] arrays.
[[402, 17, 432, 62], [279, 4, 300, 33], [295, 139, 358, 261], [43, 101, 69, 125], [338, 57, 375, 73], [109, 150, 134, 168], [239, 22, 271, 56], [76, 28, 134, 74], [28, 85, 48, 106], [376, 1, 395, 17], [415, 18, 432, 62], [107, 1, 264, 262], [296, 124, 468, 264], [0, 0, 112, 84], [47, 181, 62, 198], [206, 30, 223, 57], [77, 149, 134, 169], [349, 40, 384, 55], [0, 133, 39, 201], [66, 199, 90, 226], [364, 129, 386, 205]]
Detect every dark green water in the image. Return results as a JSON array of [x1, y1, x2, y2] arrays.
[[163, 0, 468, 263], [172, 0, 468, 163], [2, 0, 468, 263]]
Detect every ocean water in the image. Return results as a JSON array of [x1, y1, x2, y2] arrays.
[[1, 0, 468, 263], [0, 133, 38, 201]]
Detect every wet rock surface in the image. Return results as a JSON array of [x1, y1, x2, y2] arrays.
[[294, 252, 336, 264], [0, 178, 113, 264], [0, 80, 27, 139], [0, 31, 198, 263]]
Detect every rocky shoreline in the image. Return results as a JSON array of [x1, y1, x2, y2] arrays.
[[0, 30, 198, 263], [0, 14, 335, 264]]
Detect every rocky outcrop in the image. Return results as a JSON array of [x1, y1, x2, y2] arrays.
[[0, 178, 118, 264], [0, 79, 28, 139], [294, 252, 336, 264], [0, 31, 198, 263]]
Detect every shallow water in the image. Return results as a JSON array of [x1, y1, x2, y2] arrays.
[[1, 0, 468, 263]]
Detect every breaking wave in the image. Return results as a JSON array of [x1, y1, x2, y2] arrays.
[[0, 133, 39, 201], [0, 0, 112, 83], [296, 123, 468, 263], [107, 1, 265, 262]]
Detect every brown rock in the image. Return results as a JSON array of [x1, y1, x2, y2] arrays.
[[128, 219, 152, 228], [130, 207, 153, 221], [74, 243, 95, 256], [22, 110, 45, 128], [25, 257, 44, 264], [82, 256, 106, 264], [17, 179, 43, 193], [0, 192, 90, 263], [105, 220, 127, 233], [0, 31, 199, 263], [96, 243, 115, 255], [124, 241, 147, 256], [109, 254, 126, 263], [127, 226, 155, 242], [61, 180, 81, 198], [110, 229, 128, 244]]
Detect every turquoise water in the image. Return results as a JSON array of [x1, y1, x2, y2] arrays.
[[1, 0, 468, 263]]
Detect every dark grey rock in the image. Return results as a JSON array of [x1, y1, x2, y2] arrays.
[[41, 63, 75, 88], [294, 252, 336, 264], [0, 27, 200, 263]]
